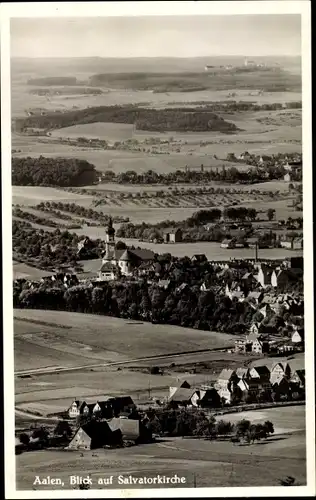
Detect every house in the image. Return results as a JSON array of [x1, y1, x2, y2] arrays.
[[92, 400, 116, 419], [67, 421, 120, 450], [284, 173, 291, 182], [80, 403, 95, 417], [292, 237, 303, 250], [68, 400, 86, 419], [251, 338, 270, 354], [249, 365, 271, 383], [280, 237, 303, 251], [214, 369, 239, 404], [234, 338, 252, 353], [191, 388, 221, 408], [191, 254, 207, 263], [99, 218, 155, 280], [271, 376, 291, 398], [236, 367, 250, 379], [291, 328, 304, 344], [270, 362, 291, 384], [241, 272, 257, 287], [237, 378, 263, 398], [249, 322, 261, 335], [169, 380, 191, 399], [162, 228, 182, 243], [109, 396, 136, 415], [168, 388, 195, 406], [220, 239, 234, 249], [107, 417, 141, 443], [246, 291, 264, 306], [290, 369, 305, 389], [256, 264, 274, 288]]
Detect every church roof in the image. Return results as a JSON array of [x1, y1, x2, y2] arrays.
[[119, 250, 133, 262]]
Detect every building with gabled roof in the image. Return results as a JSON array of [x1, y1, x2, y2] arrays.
[[169, 380, 191, 399], [191, 388, 221, 408], [168, 388, 196, 406], [67, 421, 119, 450], [68, 400, 86, 419], [99, 219, 155, 280], [162, 227, 182, 243]]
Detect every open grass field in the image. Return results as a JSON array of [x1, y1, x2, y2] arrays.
[[13, 262, 54, 280], [16, 428, 306, 490], [12, 186, 94, 207], [218, 405, 305, 435], [14, 309, 235, 371]]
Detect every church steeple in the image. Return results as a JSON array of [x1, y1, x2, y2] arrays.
[[104, 216, 115, 260]]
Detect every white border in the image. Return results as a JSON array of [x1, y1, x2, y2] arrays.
[[1, 1, 314, 498]]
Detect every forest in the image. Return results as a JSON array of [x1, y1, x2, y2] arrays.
[[12, 220, 103, 268], [14, 105, 239, 133], [12, 156, 97, 186]]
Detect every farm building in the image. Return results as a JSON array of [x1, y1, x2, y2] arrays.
[[234, 338, 252, 353], [191, 254, 208, 263], [162, 227, 183, 243], [291, 328, 304, 344], [107, 417, 140, 442], [284, 173, 292, 182], [280, 237, 303, 251], [168, 388, 195, 406], [220, 239, 234, 249], [67, 421, 120, 450], [68, 400, 85, 418], [99, 219, 155, 279], [191, 388, 221, 408], [214, 369, 239, 404], [291, 369, 305, 389], [169, 380, 191, 399]]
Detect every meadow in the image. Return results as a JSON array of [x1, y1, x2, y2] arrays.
[[16, 421, 306, 489], [14, 309, 235, 372]]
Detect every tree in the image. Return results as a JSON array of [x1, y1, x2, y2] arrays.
[[267, 208, 276, 221], [54, 420, 72, 438], [263, 420, 274, 436], [116, 240, 127, 250], [19, 433, 30, 445], [235, 419, 251, 438], [215, 420, 233, 436], [32, 426, 49, 442]]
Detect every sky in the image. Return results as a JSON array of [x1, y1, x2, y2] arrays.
[[10, 15, 301, 58]]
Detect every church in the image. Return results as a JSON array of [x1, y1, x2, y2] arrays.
[[98, 218, 155, 281]]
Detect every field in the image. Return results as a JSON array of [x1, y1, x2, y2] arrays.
[[16, 406, 306, 490], [14, 308, 239, 416], [14, 309, 235, 369]]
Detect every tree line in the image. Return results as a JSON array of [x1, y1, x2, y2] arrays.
[[33, 201, 129, 225], [100, 165, 289, 185], [14, 105, 239, 133], [12, 156, 97, 187], [13, 259, 303, 333]]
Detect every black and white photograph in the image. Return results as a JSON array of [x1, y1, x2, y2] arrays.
[[1, 1, 314, 497]]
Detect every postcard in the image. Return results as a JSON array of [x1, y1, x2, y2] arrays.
[[1, 1, 314, 498]]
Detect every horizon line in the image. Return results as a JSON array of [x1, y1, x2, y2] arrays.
[[11, 54, 301, 60]]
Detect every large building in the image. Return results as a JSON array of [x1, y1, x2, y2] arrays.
[[99, 218, 155, 281]]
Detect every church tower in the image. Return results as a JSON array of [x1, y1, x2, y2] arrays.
[[104, 217, 115, 261]]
